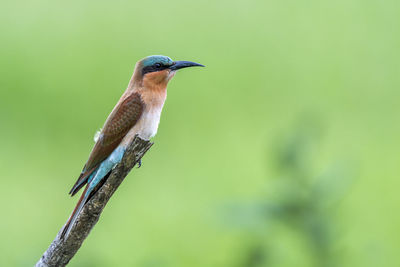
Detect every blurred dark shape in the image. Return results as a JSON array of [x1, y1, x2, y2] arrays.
[[241, 244, 268, 267], [235, 117, 353, 267]]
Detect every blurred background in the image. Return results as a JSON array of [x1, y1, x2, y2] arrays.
[[1, 0, 399, 266]]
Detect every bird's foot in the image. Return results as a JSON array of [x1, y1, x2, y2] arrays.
[[137, 159, 142, 168]]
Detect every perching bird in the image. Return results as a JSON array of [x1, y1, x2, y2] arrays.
[[61, 55, 204, 238]]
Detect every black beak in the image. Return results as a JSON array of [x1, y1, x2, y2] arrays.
[[169, 61, 205, 71]]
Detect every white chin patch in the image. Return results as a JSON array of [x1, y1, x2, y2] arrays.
[[167, 71, 176, 80]]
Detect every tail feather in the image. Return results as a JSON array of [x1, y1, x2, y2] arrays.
[[61, 186, 89, 238], [69, 166, 98, 196], [61, 145, 127, 239], [61, 171, 112, 239]]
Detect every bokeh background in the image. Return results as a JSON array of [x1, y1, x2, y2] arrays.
[[1, 0, 399, 266]]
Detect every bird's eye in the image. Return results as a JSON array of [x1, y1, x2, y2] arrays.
[[155, 63, 162, 68]]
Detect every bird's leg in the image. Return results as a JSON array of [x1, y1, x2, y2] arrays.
[[137, 159, 142, 168]]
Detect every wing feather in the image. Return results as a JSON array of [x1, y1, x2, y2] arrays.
[[69, 92, 144, 196]]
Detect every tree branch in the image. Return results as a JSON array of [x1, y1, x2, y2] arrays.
[[36, 135, 153, 267]]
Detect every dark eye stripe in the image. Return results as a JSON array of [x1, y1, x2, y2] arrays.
[[142, 63, 168, 75]]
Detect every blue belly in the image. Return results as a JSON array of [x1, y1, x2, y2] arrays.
[[86, 146, 126, 197]]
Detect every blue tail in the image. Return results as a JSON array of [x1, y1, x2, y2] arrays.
[[61, 146, 126, 238]]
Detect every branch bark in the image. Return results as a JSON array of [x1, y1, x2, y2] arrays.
[[36, 135, 153, 267]]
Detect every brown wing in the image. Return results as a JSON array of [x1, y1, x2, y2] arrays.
[[69, 92, 144, 195]]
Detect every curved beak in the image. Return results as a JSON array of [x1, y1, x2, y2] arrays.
[[169, 60, 205, 71]]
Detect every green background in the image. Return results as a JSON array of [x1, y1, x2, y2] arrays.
[[1, 0, 399, 266]]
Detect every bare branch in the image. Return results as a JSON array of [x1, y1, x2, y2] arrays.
[[36, 135, 153, 267]]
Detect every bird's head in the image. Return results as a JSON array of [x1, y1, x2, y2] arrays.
[[133, 55, 204, 88]]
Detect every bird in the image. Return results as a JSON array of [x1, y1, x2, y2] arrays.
[[61, 55, 204, 238]]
